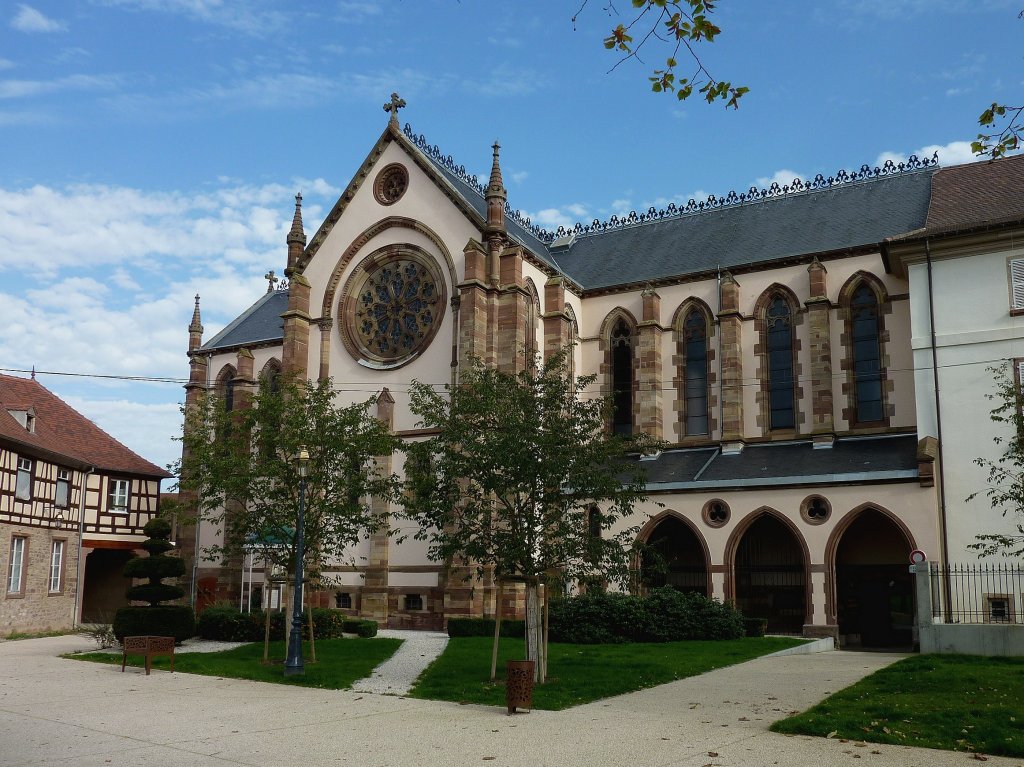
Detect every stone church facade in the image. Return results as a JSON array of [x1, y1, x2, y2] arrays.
[[182, 101, 1024, 646]]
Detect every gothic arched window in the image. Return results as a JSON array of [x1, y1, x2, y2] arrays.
[[765, 295, 795, 430], [851, 284, 883, 423], [683, 309, 709, 435], [610, 318, 634, 435]]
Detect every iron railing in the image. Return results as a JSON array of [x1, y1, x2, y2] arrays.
[[930, 563, 1024, 624]]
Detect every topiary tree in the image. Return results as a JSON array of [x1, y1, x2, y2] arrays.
[[113, 517, 195, 643]]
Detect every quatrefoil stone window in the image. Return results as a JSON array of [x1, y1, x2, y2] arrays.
[[340, 247, 447, 369], [374, 163, 409, 205]]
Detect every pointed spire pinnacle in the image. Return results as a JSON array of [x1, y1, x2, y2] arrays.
[[189, 294, 203, 333], [485, 140, 507, 236], [287, 192, 306, 246], [488, 141, 504, 192]]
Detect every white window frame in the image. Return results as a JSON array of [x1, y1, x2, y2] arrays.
[[1011, 258, 1024, 311], [7, 537, 26, 594], [108, 478, 130, 514], [55, 468, 71, 509], [48, 540, 64, 593], [15, 457, 32, 501]]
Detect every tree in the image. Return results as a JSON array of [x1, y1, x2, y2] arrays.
[[578, 2, 1022, 160], [575, 0, 747, 108], [968, 362, 1024, 556], [113, 516, 195, 642], [402, 348, 661, 682], [177, 374, 400, 644]]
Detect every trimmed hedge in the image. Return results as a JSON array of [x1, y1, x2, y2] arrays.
[[446, 617, 526, 638], [113, 605, 196, 644], [546, 587, 745, 644], [196, 607, 377, 641], [743, 617, 768, 637]]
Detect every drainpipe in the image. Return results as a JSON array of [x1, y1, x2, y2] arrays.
[[925, 239, 952, 618], [72, 466, 95, 628]]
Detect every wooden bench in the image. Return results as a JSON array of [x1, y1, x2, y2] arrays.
[[121, 635, 175, 675]]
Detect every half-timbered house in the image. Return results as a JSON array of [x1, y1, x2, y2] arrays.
[[1, 373, 172, 633]]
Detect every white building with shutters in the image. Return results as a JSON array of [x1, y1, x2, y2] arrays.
[[888, 154, 1024, 562]]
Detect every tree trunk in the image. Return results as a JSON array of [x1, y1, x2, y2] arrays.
[[262, 598, 271, 663], [541, 582, 550, 683], [525, 580, 542, 683], [490, 580, 504, 681]]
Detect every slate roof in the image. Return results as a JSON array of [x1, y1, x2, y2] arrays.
[[402, 128, 559, 267], [0, 374, 171, 477], [630, 434, 919, 491], [202, 290, 288, 352], [552, 171, 935, 290]]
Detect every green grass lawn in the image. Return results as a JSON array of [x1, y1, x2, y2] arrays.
[[67, 637, 402, 690], [410, 636, 806, 710], [771, 654, 1024, 757]]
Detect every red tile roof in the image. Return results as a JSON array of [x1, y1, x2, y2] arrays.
[[0, 374, 172, 478], [924, 154, 1024, 234]]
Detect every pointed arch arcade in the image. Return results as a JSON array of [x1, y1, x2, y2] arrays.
[[636, 510, 711, 596]]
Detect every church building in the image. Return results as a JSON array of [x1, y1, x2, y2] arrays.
[[182, 97, 1024, 647]]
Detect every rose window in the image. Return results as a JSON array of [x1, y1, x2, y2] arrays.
[[340, 247, 447, 369], [356, 260, 438, 358]]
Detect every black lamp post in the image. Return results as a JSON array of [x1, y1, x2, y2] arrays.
[[284, 445, 310, 677]]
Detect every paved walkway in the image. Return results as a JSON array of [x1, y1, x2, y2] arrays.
[[1, 635, 1020, 767], [350, 629, 448, 695]]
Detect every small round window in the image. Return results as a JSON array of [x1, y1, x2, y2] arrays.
[[800, 495, 831, 525], [340, 246, 447, 369], [702, 499, 731, 528], [374, 163, 408, 205]]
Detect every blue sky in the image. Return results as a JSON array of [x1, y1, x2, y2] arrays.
[[1, 0, 1021, 475]]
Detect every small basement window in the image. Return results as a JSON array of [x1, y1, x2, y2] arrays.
[[986, 594, 1014, 623], [335, 592, 352, 609], [404, 593, 424, 611]]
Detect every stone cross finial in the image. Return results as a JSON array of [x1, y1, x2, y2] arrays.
[[265, 270, 279, 293], [383, 92, 406, 125]]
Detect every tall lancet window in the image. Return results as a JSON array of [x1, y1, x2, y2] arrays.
[[683, 309, 709, 435], [851, 285, 883, 423], [766, 296, 795, 430], [611, 318, 634, 435]]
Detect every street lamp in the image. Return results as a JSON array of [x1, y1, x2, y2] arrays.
[[284, 445, 310, 677]]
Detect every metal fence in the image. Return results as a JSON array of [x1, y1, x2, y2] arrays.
[[930, 563, 1024, 624]]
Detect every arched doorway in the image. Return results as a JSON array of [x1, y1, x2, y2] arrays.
[[834, 508, 913, 648], [81, 548, 135, 622], [640, 515, 709, 595], [734, 515, 807, 634]]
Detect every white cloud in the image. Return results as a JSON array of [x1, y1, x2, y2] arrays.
[[754, 169, 806, 189], [876, 140, 980, 168], [510, 170, 529, 184], [336, 1, 383, 22], [0, 178, 335, 275], [523, 205, 591, 231], [10, 4, 67, 33], [0, 59, 15, 71], [0, 73, 121, 100], [96, 0, 287, 36]]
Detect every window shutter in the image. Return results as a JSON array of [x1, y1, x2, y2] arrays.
[[1010, 259, 1024, 309]]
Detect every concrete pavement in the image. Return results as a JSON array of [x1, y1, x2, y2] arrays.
[[1, 635, 1019, 767]]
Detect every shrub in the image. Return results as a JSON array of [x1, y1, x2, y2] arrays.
[[113, 605, 195, 643], [743, 617, 768, 637], [446, 617, 526, 638], [549, 592, 648, 644], [547, 587, 743, 644], [196, 607, 377, 641]]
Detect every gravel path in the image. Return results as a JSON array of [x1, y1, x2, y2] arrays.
[[350, 629, 448, 696]]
